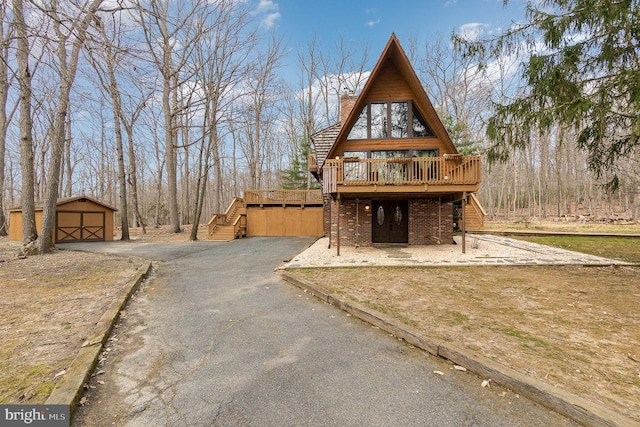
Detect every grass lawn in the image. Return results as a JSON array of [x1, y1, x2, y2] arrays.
[[514, 235, 640, 263]]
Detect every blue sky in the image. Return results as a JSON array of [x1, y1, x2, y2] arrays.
[[256, 0, 527, 76]]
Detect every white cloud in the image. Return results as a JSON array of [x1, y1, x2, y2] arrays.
[[263, 12, 281, 29], [257, 0, 278, 12], [255, 0, 280, 29], [366, 19, 380, 28], [457, 22, 489, 42], [443, 0, 458, 7]]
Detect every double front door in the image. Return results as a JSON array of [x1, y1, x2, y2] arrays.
[[372, 201, 408, 244]]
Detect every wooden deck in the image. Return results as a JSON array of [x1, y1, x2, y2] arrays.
[[208, 190, 324, 240], [322, 155, 481, 196]]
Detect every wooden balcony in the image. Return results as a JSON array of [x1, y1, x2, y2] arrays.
[[244, 189, 324, 206], [322, 155, 481, 197]]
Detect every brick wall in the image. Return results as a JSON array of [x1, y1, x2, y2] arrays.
[[340, 94, 358, 125], [330, 198, 373, 247], [408, 199, 454, 245], [329, 197, 453, 247], [323, 193, 332, 235]]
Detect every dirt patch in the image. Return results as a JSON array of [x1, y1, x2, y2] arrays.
[[287, 264, 640, 421]]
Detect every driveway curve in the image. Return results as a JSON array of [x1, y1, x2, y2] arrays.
[[69, 237, 577, 426]]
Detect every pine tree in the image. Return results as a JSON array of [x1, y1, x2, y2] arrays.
[[280, 137, 319, 190], [456, 0, 640, 189], [440, 112, 480, 156]]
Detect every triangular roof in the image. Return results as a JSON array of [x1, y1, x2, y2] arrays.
[[9, 195, 117, 212], [324, 33, 457, 165]]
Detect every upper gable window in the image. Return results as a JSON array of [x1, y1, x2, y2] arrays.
[[347, 101, 434, 140]]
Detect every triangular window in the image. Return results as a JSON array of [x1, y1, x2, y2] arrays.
[[412, 105, 434, 137]]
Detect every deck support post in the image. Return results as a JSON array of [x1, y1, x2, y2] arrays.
[[462, 192, 467, 254], [328, 196, 332, 249], [336, 195, 341, 256]]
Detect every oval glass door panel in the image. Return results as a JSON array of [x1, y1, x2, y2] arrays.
[[377, 206, 385, 226], [394, 206, 403, 225]]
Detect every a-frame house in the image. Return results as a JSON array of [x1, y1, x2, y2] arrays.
[[309, 34, 483, 249]]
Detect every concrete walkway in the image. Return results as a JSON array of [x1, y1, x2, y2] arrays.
[[283, 234, 633, 268], [70, 237, 579, 426]]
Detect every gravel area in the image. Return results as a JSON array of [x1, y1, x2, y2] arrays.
[[284, 234, 632, 268]]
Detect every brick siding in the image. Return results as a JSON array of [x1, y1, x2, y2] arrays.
[[328, 197, 453, 247], [330, 198, 373, 247], [408, 199, 454, 245]]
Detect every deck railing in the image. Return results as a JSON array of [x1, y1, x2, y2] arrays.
[[244, 189, 323, 205], [323, 156, 481, 189]]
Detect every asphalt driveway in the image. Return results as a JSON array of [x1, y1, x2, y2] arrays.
[[68, 237, 577, 426]]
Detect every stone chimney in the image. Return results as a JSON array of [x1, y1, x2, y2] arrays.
[[340, 93, 358, 125]]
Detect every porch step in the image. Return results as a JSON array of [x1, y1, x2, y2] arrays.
[[209, 225, 238, 241]]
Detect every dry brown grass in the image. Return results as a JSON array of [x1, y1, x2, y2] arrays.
[[0, 238, 147, 404], [486, 217, 640, 234], [287, 261, 640, 421]]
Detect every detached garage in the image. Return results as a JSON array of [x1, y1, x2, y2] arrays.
[[9, 196, 116, 243]]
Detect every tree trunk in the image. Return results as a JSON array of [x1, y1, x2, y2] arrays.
[[64, 108, 73, 197], [164, 75, 180, 232], [13, 0, 38, 245], [113, 106, 129, 240], [126, 129, 145, 234], [38, 0, 105, 254], [0, 4, 10, 236]]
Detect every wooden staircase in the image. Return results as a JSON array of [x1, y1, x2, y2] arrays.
[[465, 192, 486, 231], [208, 198, 247, 241]]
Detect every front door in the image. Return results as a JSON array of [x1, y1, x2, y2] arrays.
[[372, 201, 408, 244]]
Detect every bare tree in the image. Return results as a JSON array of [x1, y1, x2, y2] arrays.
[[0, 2, 16, 236], [237, 32, 284, 190], [12, 0, 38, 246], [37, 0, 107, 253], [188, 1, 256, 240], [85, 12, 135, 239], [297, 34, 320, 144], [134, 0, 212, 234]]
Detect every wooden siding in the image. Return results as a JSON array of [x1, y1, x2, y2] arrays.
[[246, 206, 323, 237], [8, 210, 43, 241], [363, 60, 414, 101], [8, 198, 114, 242]]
